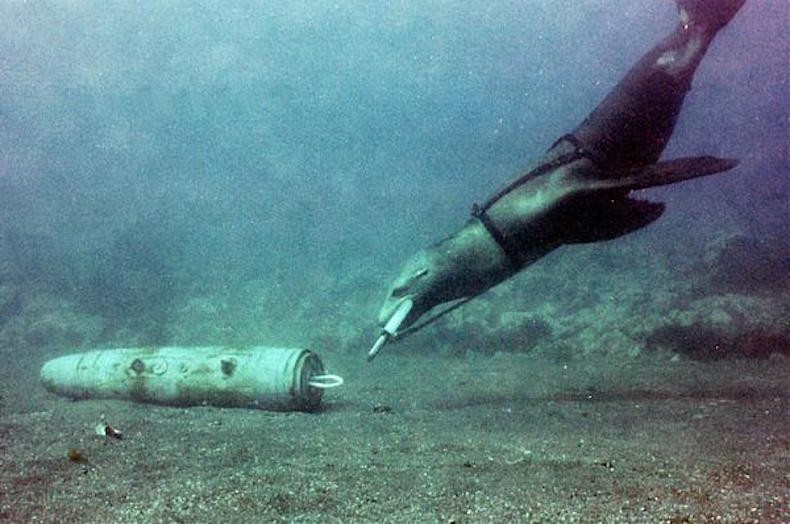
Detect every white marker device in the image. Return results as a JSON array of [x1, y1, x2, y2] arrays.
[[367, 298, 413, 361]]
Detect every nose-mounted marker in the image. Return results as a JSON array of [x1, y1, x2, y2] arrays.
[[367, 298, 413, 362]]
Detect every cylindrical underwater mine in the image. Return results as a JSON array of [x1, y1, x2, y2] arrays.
[[40, 346, 339, 412]]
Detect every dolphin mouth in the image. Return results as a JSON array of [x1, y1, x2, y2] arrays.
[[368, 298, 414, 362], [382, 297, 414, 335], [378, 295, 410, 326]]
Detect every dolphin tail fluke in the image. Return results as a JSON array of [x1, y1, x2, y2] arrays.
[[677, 0, 746, 32], [583, 156, 739, 193]]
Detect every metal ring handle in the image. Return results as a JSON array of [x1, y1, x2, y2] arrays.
[[307, 374, 344, 389]]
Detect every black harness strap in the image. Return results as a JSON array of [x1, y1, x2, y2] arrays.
[[471, 202, 525, 270], [475, 134, 601, 214], [470, 134, 602, 270]]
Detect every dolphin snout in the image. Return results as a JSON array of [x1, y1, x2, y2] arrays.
[[377, 297, 404, 326]]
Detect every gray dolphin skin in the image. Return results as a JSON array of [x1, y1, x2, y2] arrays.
[[369, 0, 747, 361]]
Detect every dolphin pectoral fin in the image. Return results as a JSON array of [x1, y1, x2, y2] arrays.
[[562, 156, 736, 244], [622, 156, 738, 190], [564, 196, 666, 244], [581, 156, 739, 192]]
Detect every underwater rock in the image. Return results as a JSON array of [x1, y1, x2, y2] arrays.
[[0, 227, 63, 287], [0, 284, 24, 327], [493, 313, 553, 353], [26, 297, 105, 347], [0, 292, 105, 352], [700, 233, 789, 295], [173, 295, 234, 344], [404, 308, 555, 356], [647, 324, 789, 361], [646, 294, 790, 360]]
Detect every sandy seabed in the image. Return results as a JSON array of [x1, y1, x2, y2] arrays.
[[1, 351, 787, 523]]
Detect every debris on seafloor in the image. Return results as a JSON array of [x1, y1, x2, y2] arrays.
[[95, 422, 123, 440], [67, 448, 88, 463]]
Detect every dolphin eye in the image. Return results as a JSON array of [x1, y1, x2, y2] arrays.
[[390, 268, 429, 298]]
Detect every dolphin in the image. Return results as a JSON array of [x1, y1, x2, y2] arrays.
[[369, 0, 746, 360]]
